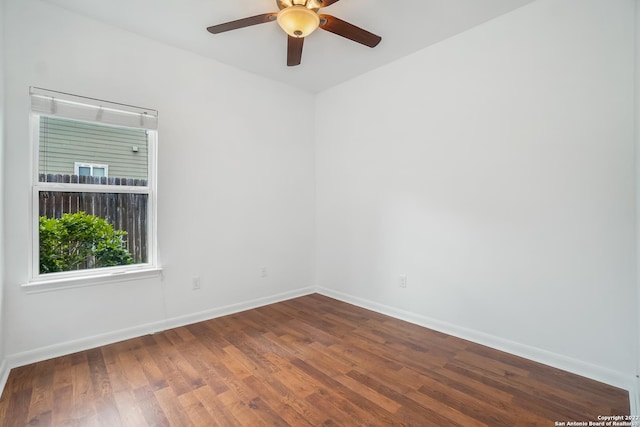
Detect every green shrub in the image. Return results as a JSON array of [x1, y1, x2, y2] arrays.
[[39, 212, 133, 273]]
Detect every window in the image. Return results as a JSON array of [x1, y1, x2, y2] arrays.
[[74, 162, 109, 177], [30, 87, 158, 283]]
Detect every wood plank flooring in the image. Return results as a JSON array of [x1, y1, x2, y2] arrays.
[[0, 293, 630, 426]]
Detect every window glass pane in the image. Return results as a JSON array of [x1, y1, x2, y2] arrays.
[[39, 117, 148, 182], [93, 167, 106, 177], [78, 167, 91, 176], [39, 191, 148, 274]]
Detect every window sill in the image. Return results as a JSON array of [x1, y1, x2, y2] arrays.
[[22, 267, 163, 294]]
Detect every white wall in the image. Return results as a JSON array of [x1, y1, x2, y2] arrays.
[[316, 0, 637, 389], [635, 0, 640, 411], [0, 0, 7, 382], [3, 0, 315, 362]]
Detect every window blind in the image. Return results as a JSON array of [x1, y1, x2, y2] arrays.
[[30, 87, 158, 130]]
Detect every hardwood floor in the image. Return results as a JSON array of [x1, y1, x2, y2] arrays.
[[0, 294, 630, 426]]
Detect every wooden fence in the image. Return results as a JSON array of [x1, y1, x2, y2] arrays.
[[39, 174, 148, 264]]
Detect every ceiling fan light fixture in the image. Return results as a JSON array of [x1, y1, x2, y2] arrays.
[[277, 6, 320, 38]]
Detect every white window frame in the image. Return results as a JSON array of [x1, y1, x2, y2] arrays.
[[74, 162, 109, 178], [27, 87, 160, 289]]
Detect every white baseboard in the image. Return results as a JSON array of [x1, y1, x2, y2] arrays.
[[157, 286, 317, 333], [0, 358, 9, 397], [317, 287, 636, 397], [5, 286, 316, 371]]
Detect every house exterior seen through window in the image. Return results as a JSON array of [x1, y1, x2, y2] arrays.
[[31, 87, 158, 281], [75, 163, 108, 178], [40, 117, 148, 179]]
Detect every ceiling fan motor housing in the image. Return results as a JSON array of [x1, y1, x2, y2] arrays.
[[276, 0, 323, 12]]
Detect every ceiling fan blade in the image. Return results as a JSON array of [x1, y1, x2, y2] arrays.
[[207, 13, 276, 34], [319, 15, 381, 48], [318, 0, 341, 7], [287, 36, 304, 66]]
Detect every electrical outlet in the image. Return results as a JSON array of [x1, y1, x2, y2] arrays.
[[192, 277, 201, 290], [399, 275, 407, 288], [261, 267, 267, 278]]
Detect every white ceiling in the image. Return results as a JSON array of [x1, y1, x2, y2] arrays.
[[39, 0, 536, 93]]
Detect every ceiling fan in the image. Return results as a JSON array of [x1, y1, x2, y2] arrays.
[[206, 0, 382, 66]]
